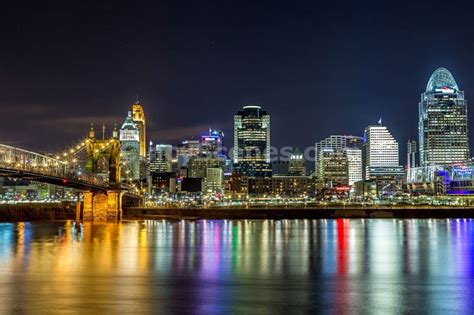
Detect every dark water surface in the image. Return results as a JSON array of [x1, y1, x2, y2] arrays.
[[0, 219, 473, 314]]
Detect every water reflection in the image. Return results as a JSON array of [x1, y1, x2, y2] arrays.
[[0, 219, 473, 313]]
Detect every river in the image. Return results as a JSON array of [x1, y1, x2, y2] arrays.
[[0, 219, 473, 313]]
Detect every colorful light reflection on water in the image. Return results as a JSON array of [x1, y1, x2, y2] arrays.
[[0, 219, 473, 313]]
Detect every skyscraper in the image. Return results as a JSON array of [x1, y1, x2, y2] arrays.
[[150, 144, 172, 173], [201, 129, 224, 157], [315, 135, 363, 179], [119, 111, 140, 180], [319, 149, 349, 187], [363, 123, 403, 188], [345, 148, 362, 186], [407, 140, 417, 169], [419, 68, 469, 166], [205, 167, 224, 195], [233, 105, 271, 177], [188, 155, 226, 179], [131, 100, 147, 158], [177, 140, 201, 169]]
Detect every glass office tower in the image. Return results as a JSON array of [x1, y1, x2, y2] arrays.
[[419, 67, 469, 166], [233, 105, 271, 177]]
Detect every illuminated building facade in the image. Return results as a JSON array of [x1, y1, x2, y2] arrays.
[[225, 173, 248, 198], [150, 144, 172, 173], [363, 124, 403, 191], [233, 105, 271, 177], [319, 149, 349, 187], [201, 129, 224, 156], [188, 155, 225, 179], [131, 100, 147, 158], [346, 148, 362, 186], [419, 68, 469, 166], [407, 139, 417, 169], [205, 167, 223, 195], [247, 176, 315, 197], [288, 148, 306, 176], [315, 135, 363, 179], [119, 111, 140, 180], [271, 176, 314, 197], [177, 140, 200, 168], [407, 163, 474, 195]]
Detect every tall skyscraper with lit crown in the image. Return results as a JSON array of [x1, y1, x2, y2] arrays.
[[119, 111, 141, 180], [131, 100, 147, 158], [419, 67, 469, 166]]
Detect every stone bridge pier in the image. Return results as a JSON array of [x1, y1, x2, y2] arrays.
[[82, 190, 124, 221]]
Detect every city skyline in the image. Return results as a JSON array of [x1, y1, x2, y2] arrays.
[[3, 3, 474, 314], [2, 1, 474, 159], [1, 66, 469, 166]]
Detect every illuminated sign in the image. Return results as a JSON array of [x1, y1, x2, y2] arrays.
[[203, 137, 217, 141], [335, 186, 350, 191], [435, 87, 454, 94], [120, 130, 139, 141], [451, 167, 474, 179]]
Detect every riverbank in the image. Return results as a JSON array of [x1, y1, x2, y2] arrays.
[[0, 203, 75, 221], [124, 206, 474, 220], [2, 204, 474, 221]]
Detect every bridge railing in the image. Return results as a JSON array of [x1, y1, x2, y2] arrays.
[[0, 144, 108, 187], [0, 144, 65, 172]]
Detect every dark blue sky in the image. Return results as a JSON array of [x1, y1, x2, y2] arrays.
[[1, 0, 474, 167]]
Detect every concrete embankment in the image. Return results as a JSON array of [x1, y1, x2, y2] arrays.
[[0, 203, 76, 221], [124, 207, 474, 220]]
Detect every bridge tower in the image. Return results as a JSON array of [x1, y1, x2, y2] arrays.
[[85, 124, 121, 187], [82, 124, 124, 221]]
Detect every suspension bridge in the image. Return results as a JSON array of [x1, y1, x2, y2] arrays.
[[0, 125, 142, 221]]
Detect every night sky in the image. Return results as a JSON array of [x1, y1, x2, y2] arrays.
[[1, 0, 474, 168]]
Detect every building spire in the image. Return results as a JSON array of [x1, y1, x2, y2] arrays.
[[102, 123, 106, 140], [112, 123, 118, 139], [136, 93, 140, 104], [88, 123, 95, 139]]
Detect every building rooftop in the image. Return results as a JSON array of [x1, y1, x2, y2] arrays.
[[120, 111, 138, 131], [426, 67, 459, 92]]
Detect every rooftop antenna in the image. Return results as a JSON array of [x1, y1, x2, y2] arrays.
[[102, 123, 106, 140], [136, 93, 140, 104]]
